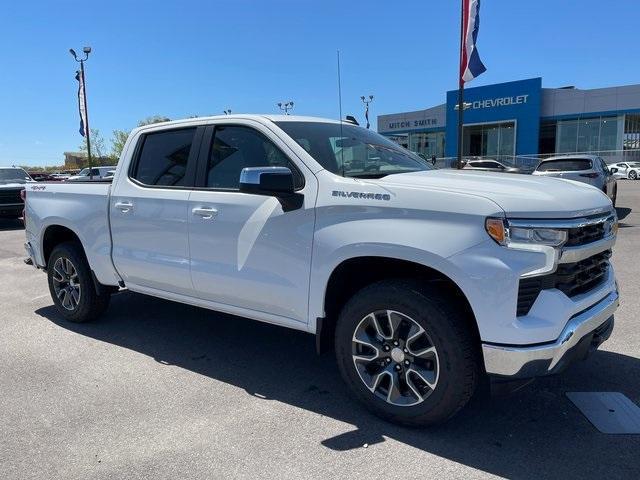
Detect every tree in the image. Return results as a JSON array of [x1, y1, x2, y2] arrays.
[[110, 129, 129, 160], [110, 115, 171, 160], [137, 115, 171, 127], [79, 128, 107, 159]]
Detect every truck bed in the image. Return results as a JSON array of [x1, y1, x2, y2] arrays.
[[24, 182, 120, 286]]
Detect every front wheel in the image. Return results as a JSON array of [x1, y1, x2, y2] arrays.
[[47, 242, 110, 322], [334, 280, 479, 426], [629, 170, 638, 180]]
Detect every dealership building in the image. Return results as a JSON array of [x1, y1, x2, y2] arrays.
[[377, 77, 640, 164]]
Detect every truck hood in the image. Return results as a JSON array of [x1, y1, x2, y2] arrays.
[[380, 170, 613, 218]]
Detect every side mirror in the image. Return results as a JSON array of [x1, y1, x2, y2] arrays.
[[609, 167, 618, 174], [239, 166, 295, 197]]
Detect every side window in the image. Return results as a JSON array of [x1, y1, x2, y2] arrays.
[[206, 125, 303, 190], [598, 159, 608, 172], [131, 128, 196, 186]]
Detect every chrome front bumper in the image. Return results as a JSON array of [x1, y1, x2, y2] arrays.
[[482, 290, 619, 378]]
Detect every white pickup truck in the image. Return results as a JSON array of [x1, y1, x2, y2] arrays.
[[24, 115, 619, 425]]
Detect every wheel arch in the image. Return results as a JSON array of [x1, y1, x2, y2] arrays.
[[316, 256, 480, 354], [41, 224, 84, 267]]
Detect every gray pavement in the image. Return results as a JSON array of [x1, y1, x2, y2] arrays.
[[1, 182, 639, 480]]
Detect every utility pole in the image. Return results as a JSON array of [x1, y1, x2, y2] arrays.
[[360, 95, 374, 129], [70, 47, 93, 178]]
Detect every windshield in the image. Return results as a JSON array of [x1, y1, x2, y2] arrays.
[[275, 121, 432, 178], [0, 168, 31, 183], [537, 159, 592, 172]]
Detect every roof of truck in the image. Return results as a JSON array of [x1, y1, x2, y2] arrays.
[[134, 114, 347, 132]]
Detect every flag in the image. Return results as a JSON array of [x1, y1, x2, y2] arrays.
[[75, 70, 88, 137], [460, 0, 486, 84]]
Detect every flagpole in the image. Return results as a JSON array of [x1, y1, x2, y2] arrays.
[[456, 0, 465, 170], [79, 60, 93, 180]]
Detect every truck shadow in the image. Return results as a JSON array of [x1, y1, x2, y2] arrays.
[[615, 206, 632, 222], [36, 292, 640, 479], [0, 218, 24, 231]]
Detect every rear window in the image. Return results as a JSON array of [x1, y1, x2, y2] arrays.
[[536, 159, 592, 172], [131, 128, 196, 186]]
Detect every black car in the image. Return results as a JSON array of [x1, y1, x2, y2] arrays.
[[0, 167, 33, 218]]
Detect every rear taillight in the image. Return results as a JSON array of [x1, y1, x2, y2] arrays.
[[579, 172, 599, 178], [20, 189, 26, 223]]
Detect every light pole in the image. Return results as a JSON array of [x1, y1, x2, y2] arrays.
[[70, 46, 93, 179], [360, 95, 374, 129], [277, 101, 294, 115], [223, 109, 232, 115]]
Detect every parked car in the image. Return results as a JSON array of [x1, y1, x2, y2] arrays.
[[28, 172, 59, 182], [103, 170, 116, 180], [0, 166, 34, 218], [66, 166, 115, 181], [532, 155, 617, 206], [462, 158, 521, 173], [50, 173, 71, 181], [609, 161, 640, 180], [24, 115, 619, 426]]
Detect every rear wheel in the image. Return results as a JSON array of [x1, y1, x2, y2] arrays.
[[630, 170, 638, 180], [47, 242, 110, 322], [334, 279, 479, 426]]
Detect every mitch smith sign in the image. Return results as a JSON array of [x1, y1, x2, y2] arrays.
[[386, 118, 439, 130]]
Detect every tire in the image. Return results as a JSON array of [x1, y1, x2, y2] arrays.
[[47, 241, 110, 322], [630, 170, 638, 180], [334, 279, 479, 426]]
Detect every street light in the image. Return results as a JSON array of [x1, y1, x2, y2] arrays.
[[223, 109, 232, 115], [360, 95, 374, 129], [70, 46, 93, 178], [277, 101, 294, 115]]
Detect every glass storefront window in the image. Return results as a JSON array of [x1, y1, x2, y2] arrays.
[[499, 124, 515, 157], [600, 117, 618, 151], [557, 119, 578, 153], [408, 131, 445, 158], [462, 122, 515, 160], [577, 118, 600, 152], [556, 116, 619, 153]]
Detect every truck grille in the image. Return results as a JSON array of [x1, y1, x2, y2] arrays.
[[565, 222, 606, 247], [0, 189, 23, 205], [516, 250, 611, 316]]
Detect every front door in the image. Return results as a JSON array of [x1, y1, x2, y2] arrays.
[[188, 122, 316, 325], [110, 126, 202, 295]]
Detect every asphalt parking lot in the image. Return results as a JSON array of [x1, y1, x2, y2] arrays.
[[1, 182, 639, 480]]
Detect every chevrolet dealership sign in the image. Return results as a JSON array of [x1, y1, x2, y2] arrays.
[[455, 94, 529, 110]]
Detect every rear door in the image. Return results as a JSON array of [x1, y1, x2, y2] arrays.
[[598, 157, 616, 196], [187, 121, 317, 325], [110, 126, 203, 295]]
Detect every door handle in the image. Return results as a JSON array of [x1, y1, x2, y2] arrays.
[[114, 201, 134, 213], [192, 207, 218, 219]]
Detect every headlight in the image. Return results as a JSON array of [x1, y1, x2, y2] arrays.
[[485, 217, 567, 277], [509, 226, 567, 246], [485, 218, 567, 247]]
